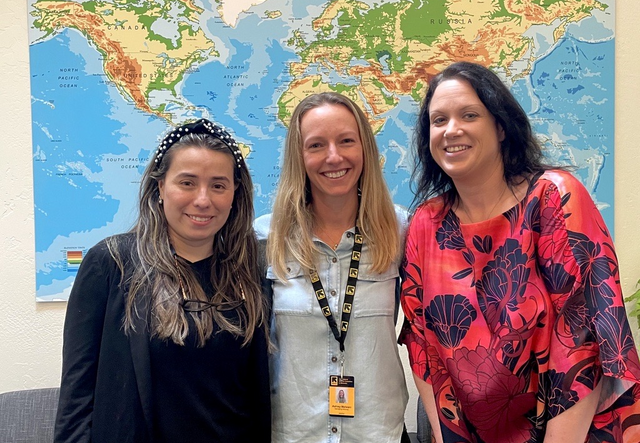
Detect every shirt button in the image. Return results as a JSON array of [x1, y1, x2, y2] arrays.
[[332, 257, 337, 263], [330, 290, 337, 296], [331, 356, 338, 363], [331, 427, 338, 433]]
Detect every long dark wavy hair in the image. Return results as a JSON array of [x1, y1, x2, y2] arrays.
[[108, 132, 267, 347], [412, 61, 550, 210]]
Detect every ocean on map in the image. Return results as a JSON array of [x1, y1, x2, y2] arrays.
[[30, 29, 123, 253], [182, 37, 295, 216], [511, 34, 614, 233], [30, 29, 165, 298]]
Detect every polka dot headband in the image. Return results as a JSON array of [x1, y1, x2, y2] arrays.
[[155, 118, 244, 170]]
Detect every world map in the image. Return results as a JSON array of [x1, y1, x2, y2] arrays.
[[29, 0, 614, 301]]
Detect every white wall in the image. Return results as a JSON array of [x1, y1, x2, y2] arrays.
[[1, 1, 69, 390], [1, 0, 639, 434]]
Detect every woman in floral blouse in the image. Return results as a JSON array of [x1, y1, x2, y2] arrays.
[[400, 61, 640, 443]]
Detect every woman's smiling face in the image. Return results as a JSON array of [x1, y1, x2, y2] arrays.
[[300, 103, 364, 205], [428, 78, 505, 186], [158, 145, 236, 258]]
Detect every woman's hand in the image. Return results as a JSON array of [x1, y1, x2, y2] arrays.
[[544, 380, 602, 443]]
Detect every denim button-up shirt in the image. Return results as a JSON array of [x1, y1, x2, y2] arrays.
[[255, 210, 409, 443]]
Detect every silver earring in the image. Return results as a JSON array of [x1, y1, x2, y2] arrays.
[[159, 198, 163, 205]]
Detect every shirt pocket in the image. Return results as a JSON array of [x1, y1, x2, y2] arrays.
[[267, 262, 313, 316], [352, 265, 399, 318]]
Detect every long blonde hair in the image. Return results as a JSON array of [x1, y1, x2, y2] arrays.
[[268, 92, 399, 280], [109, 132, 267, 347]]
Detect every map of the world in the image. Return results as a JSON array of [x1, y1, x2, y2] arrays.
[[29, 0, 615, 301]]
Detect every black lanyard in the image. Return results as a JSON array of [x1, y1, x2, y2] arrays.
[[309, 227, 363, 353]]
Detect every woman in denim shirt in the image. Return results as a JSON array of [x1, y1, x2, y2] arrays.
[[255, 92, 408, 442]]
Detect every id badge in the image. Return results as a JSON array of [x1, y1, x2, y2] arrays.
[[329, 375, 355, 417]]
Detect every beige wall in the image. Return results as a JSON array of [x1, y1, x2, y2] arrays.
[[1, 0, 638, 433], [614, 1, 640, 339]]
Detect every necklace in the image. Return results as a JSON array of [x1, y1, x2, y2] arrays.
[[315, 226, 343, 250], [458, 183, 509, 224]]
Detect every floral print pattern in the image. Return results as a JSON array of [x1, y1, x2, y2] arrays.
[[425, 294, 477, 348], [448, 346, 537, 443], [400, 170, 640, 442]]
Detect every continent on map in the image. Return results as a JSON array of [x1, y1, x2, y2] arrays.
[[278, 0, 608, 128], [31, 0, 218, 121], [215, 0, 269, 27], [278, 76, 386, 133]]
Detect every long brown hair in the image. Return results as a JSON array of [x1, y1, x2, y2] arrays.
[[109, 132, 266, 347]]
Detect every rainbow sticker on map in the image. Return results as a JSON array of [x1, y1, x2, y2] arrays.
[[65, 250, 83, 272]]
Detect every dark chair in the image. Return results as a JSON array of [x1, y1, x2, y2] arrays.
[[0, 387, 59, 443]]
